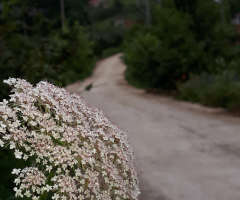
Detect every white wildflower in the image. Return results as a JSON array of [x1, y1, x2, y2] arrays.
[[0, 78, 140, 200], [46, 165, 52, 172], [52, 193, 60, 200], [29, 121, 37, 126], [13, 187, 23, 197], [10, 141, 16, 149], [33, 196, 39, 200], [14, 150, 23, 159], [12, 168, 21, 175], [24, 190, 31, 197], [14, 178, 21, 185], [56, 168, 62, 174], [23, 154, 28, 160], [44, 184, 52, 192], [75, 169, 81, 176], [0, 127, 6, 133], [1, 123, 6, 128]]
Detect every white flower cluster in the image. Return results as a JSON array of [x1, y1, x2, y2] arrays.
[[12, 167, 46, 199], [0, 78, 140, 200]]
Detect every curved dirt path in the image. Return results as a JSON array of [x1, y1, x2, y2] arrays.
[[67, 54, 240, 200]]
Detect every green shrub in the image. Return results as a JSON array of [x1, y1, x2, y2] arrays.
[[0, 0, 94, 101], [54, 22, 95, 86], [122, 3, 240, 91], [178, 70, 240, 112], [123, 7, 200, 90]]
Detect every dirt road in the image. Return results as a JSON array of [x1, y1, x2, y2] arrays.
[[67, 54, 240, 200]]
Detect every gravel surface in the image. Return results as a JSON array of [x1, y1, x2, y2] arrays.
[[67, 54, 240, 200]]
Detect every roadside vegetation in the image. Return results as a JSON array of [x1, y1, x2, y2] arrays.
[[0, 0, 95, 102], [122, 0, 240, 113]]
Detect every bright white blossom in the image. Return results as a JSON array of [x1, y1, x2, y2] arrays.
[[12, 168, 21, 175], [44, 184, 52, 192], [0, 78, 140, 200], [10, 141, 16, 149], [52, 193, 60, 200], [24, 190, 31, 197], [14, 150, 23, 159], [13, 187, 23, 197], [61, 195, 67, 200]]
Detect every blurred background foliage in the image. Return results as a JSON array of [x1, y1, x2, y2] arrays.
[[0, 0, 95, 101], [1, 0, 240, 199], [122, 0, 240, 113], [123, 0, 240, 91]]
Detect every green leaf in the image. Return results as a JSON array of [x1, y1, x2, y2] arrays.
[[39, 192, 49, 200], [85, 83, 93, 91]]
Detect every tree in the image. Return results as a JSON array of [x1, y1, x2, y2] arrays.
[[60, 0, 65, 27], [146, 0, 151, 26], [227, 0, 240, 17], [24, 0, 90, 27]]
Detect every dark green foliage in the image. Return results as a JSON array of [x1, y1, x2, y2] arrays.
[[85, 0, 144, 57], [85, 83, 93, 91], [101, 47, 121, 58], [54, 22, 95, 86], [0, 0, 94, 101], [89, 24, 125, 56], [226, 0, 240, 17], [123, 7, 200, 89], [178, 70, 240, 112], [123, 2, 240, 90], [24, 0, 90, 27]]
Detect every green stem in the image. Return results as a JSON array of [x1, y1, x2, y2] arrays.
[[39, 172, 54, 200], [39, 191, 49, 200]]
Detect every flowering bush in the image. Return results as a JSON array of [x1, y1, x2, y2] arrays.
[[0, 78, 140, 200]]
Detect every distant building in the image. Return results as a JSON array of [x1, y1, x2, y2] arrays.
[[232, 13, 240, 25], [232, 13, 240, 35]]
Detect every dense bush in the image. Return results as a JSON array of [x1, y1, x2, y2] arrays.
[[0, 1, 94, 101], [54, 22, 95, 86], [26, 0, 90, 27], [122, 3, 240, 90], [178, 70, 240, 112], [123, 7, 200, 90]]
